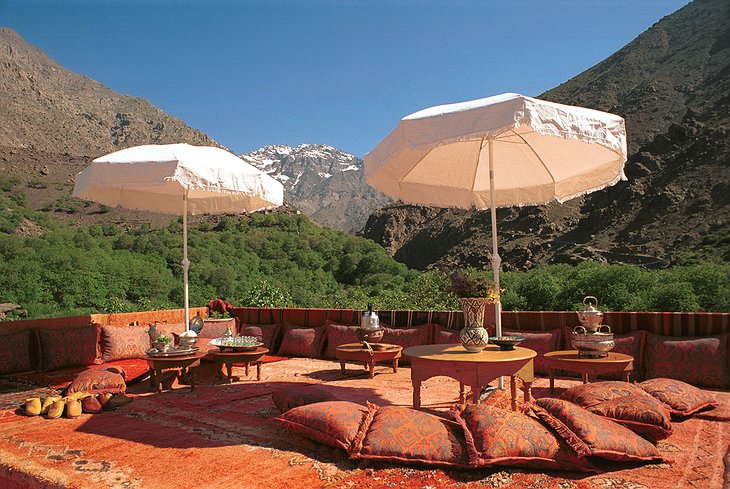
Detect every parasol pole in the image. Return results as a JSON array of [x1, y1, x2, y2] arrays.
[[488, 138, 504, 389], [182, 190, 190, 332]]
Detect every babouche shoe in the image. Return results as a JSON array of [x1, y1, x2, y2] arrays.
[[65, 396, 83, 418], [46, 398, 65, 419], [82, 394, 104, 414], [24, 397, 42, 416], [40, 396, 61, 415]]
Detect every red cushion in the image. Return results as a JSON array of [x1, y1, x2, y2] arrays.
[[532, 398, 665, 463], [278, 324, 326, 358], [451, 404, 594, 472], [351, 405, 470, 467], [323, 321, 360, 359], [645, 333, 729, 388], [504, 328, 561, 375], [381, 323, 433, 349], [271, 384, 340, 413], [100, 325, 150, 362], [275, 401, 370, 451], [199, 318, 236, 339], [433, 324, 461, 345], [37, 324, 100, 371], [639, 378, 718, 418], [0, 329, 33, 375], [65, 366, 127, 395], [239, 323, 280, 351], [559, 381, 672, 441]]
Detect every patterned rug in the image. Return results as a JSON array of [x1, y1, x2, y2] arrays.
[[0, 358, 727, 489]]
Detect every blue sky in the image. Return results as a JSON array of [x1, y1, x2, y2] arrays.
[[2, 0, 688, 157]]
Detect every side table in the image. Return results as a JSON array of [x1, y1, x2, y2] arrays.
[[207, 347, 269, 383], [336, 343, 402, 379], [543, 350, 634, 393], [144, 351, 207, 393]]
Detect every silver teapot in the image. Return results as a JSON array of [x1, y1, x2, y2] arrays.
[[576, 296, 603, 333], [358, 303, 384, 342]]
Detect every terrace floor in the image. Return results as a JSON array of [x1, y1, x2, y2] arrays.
[[1, 357, 728, 489]]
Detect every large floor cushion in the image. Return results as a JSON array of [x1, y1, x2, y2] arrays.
[[37, 324, 100, 371], [532, 398, 665, 463], [433, 324, 461, 345], [450, 403, 594, 472], [380, 323, 433, 349], [644, 333, 729, 389], [65, 366, 127, 395], [639, 378, 718, 418], [275, 401, 371, 451], [559, 381, 672, 441], [351, 405, 470, 467], [0, 329, 33, 375]]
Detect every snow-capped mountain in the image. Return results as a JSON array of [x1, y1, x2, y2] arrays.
[[240, 144, 389, 232]]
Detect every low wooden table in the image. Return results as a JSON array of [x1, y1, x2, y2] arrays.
[[403, 343, 536, 411], [336, 343, 402, 379], [207, 347, 269, 383], [544, 350, 634, 393], [144, 351, 207, 393]]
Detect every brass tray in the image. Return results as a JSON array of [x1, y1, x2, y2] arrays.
[[145, 346, 200, 357]]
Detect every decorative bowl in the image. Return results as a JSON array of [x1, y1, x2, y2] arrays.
[[488, 336, 526, 351], [209, 336, 263, 352]]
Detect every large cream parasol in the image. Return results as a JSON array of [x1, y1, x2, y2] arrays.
[[73, 143, 284, 330], [364, 92, 627, 340]]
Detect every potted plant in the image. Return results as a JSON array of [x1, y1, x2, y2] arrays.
[[447, 270, 497, 352], [153, 334, 172, 352]]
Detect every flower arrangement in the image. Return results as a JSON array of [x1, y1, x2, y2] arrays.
[[446, 269, 499, 302]]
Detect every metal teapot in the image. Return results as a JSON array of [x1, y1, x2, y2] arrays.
[[358, 303, 384, 343], [360, 303, 380, 330], [576, 296, 603, 333]]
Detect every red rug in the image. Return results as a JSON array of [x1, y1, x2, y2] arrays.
[[0, 358, 728, 489]]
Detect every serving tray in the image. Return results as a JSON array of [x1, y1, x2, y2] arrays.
[[145, 346, 200, 358]]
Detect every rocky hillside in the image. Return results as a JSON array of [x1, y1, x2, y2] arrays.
[[362, 0, 730, 270], [241, 144, 389, 231], [0, 28, 217, 156]]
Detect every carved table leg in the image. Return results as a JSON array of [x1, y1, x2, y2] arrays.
[[339, 360, 346, 373], [413, 380, 421, 409], [393, 358, 399, 373], [523, 380, 533, 404], [510, 375, 518, 411], [368, 360, 375, 379], [256, 361, 262, 381], [549, 368, 555, 393]]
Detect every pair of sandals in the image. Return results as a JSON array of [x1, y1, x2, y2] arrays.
[[23, 392, 132, 418]]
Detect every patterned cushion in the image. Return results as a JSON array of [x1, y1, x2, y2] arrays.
[[275, 401, 371, 451], [272, 385, 340, 413], [645, 333, 729, 388], [323, 321, 360, 359], [199, 318, 236, 339], [239, 323, 280, 351], [381, 324, 432, 349], [433, 324, 461, 345], [559, 381, 672, 441], [451, 404, 594, 471], [100, 325, 150, 362], [0, 329, 33, 375], [504, 328, 560, 375], [37, 324, 100, 371], [351, 405, 470, 467], [532, 398, 664, 463], [278, 324, 326, 358], [639, 378, 718, 418], [65, 366, 127, 395]]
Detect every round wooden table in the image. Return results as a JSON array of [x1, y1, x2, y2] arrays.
[[543, 350, 634, 393], [403, 343, 536, 411], [336, 343, 402, 379], [206, 347, 269, 383], [144, 350, 207, 393]]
